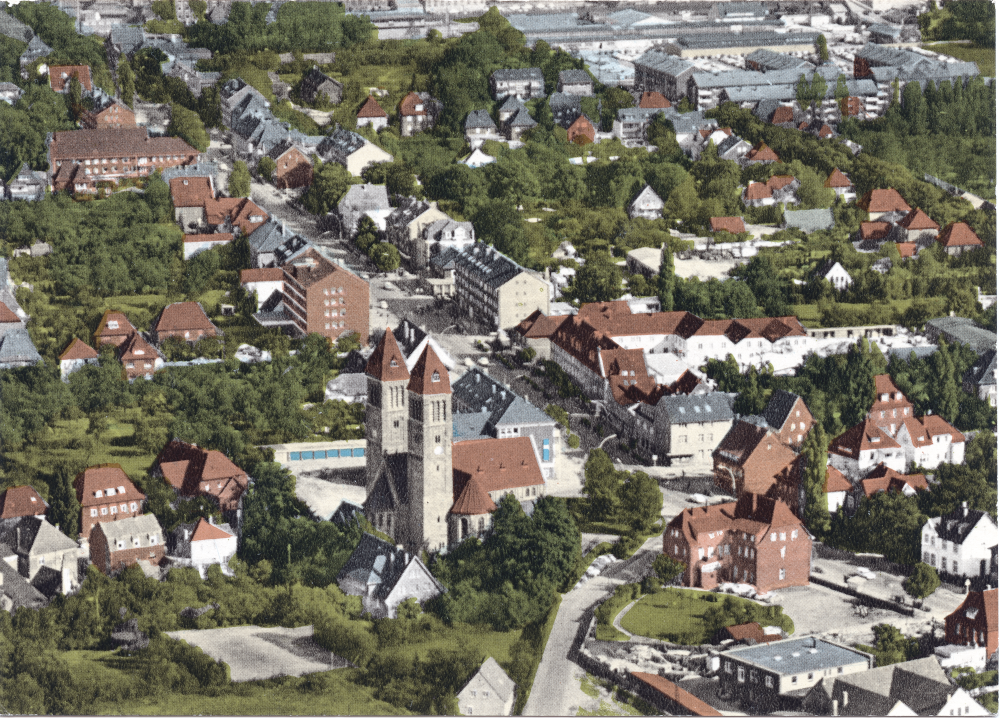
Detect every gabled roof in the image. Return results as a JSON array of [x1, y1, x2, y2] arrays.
[[710, 216, 746, 234], [722, 622, 782, 644], [398, 91, 427, 117], [825, 168, 853, 189], [450, 474, 497, 515], [859, 221, 891, 241], [0, 328, 41, 365], [829, 418, 900, 459], [366, 328, 410, 383], [745, 142, 779, 162], [0, 303, 22, 325], [825, 466, 851, 493], [964, 350, 996, 387], [357, 95, 387, 119], [337, 532, 443, 601], [59, 337, 98, 362], [116, 331, 161, 364], [0, 485, 47, 520], [897, 242, 917, 258], [462, 657, 516, 703], [407, 344, 450, 395], [898, 207, 938, 231], [937, 222, 983, 248], [49, 65, 93, 92], [559, 69, 592, 85], [567, 114, 595, 136], [861, 463, 927, 497], [744, 182, 772, 201], [464, 109, 496, 131], [151, 302, 218, 334], [74, 465, 146, 507], [492, 67, 543, 83], [656, 393, 734, 424], [48, 128, 197, 161], [929, 504, 995, 545], [762, 390, 803, 432], [950, 589, 998, 633], [190, 517, 235, 542], [507, 107, 537, 129], [11, 516, 77, 555], [631, 184, 663, 210], [638, 91, 670, 109], [452, 437, 544, 503], [96, 513, 163, 544], [0, 559, 47, 610], [784, 208, 834, 233], [771, 105, 794, 124], [859, 188, 910, 213]]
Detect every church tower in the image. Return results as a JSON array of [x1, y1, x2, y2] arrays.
[[405, 345, 452, 552], [364, 328, 410, 494]]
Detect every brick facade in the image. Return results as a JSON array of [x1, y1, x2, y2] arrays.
[[272, 146, 313, 189]]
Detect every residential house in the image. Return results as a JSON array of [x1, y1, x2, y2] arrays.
[[93, 310, 136, 347], [490, 68, 544, 100], [897, 207, 939, 242], [815, 260, 852, 291], [317, 126, 392, 177], [945, 589, 998, 658], [5, 163, 47, 201], [90, 513, 165, 575], [557, 69, 593, 96], [625, 247, 664, 278], [921, 502, 996, 580], [48, 127, 200, 193], [246, 219, 295, 268], [858, 188, 910, 221], [513, 310, 569, 361], [633, 50, 696, 103], [162, 60, 221, 99], [398, 91, 439, 137], [422, 219, 475, 267], [663, 493, 812, 593], [73, 464, 147, 540], [149, 302, 220, 346], [252, 247, 370, 343], [58, 337, 99, 382], [168, 517, 238, 577], [464, 110, 501, 148], [629, 185, 663, 220], [567, 114, 595, 144], [548, 92, 582, 129], [205, 196, 269, 237], [828, 417, 906, 479], [170, 176, 214, 230], [824, 168, 855, 201], [80, 92, 136, 129], [337, 183, 392, 238], [716, 134, 752, 162], [267, 141, 313, 189], [895, 414, 965, 469], [937, 222, 984, 256], [0, 516, 79, 590], [336, 533, 445, 618], [325, 372, 367, 403], [19, 35, 52, 78], [239, 267, 284, 311], [963, 350, 996, 406], [385, 197, 450, 268], [454, 243, 550, 330], [117, 332, 164, 381], [742, 175, 798, 207], [710, 216, 746, 235], [457, 657, 517, 716], [0, 559, 47, 612], [802, 655, 983, 716], [220, 78, 268, 129], [760, 390, 814, 449], [356, 96, 388, 131], [744, 142, 780, 164], [712, 419, 800, 508], [824, 466, 851, 513], [299, 66, 343, 106], [0, 486, 47, 528], [652, 393, 734, 472], [639, 91, 670, 109], [183, 233, 233, 260], [48, 65, 92, 93], [925, 316, 997, 356], [153, 439, 249, 517], [0, 329, 42, 370], [498, 98, 537, 141], [850, 463, 928, 512], [452, 367, 557, 478]]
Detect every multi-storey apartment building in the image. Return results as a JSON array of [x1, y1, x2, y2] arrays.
[[489, 68, 544, 100], [453, 243, 550, 330]]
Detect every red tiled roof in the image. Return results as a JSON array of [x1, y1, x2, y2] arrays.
[[398, 91, 427, 117], [860, 221, 891, 241], [897, 242, 917, 258], [816, 124, 834, 138], [567, 114, 596, 142], [169, 176, 213, 208], [710, 216, 746, 234], [49, 128, 197, 161], [203, 197, 268, 234], [407, 344, 450, 395], [639, 91, 670, 109], [0, 485, 47, 520], [59, 337, 98, 361], [898, 207, 938, 231], [874, 373, 905, 398], [937, 222, 983, 248], [183, 233, 233, 244], [117, 331, 159, 363], [861, 463, 928, 497], [452, 437, 544, 503], [825, 168, 853, 189], [746, 142, 779, 162], [723, 622, 782, 643], [357, 95, 387, 118], [0, 303, 21, 323], [449, 474, 497, 515], [74, 465, 146, 507], [667, 493, 802, 545], [918, 414, 965, 443], [49, 65, 93, 92], [366, 328, 410, 383], [240, 267, 284, 283], [829, 418, 900, 459], [766, 175, 795, 191], [825, 466, 851, 493], [282, 248, 341, 288], [631, 672, 722, 716], [744, 182, 772, 201], [772, 106, 794, 124], [152, 302, 217, 334], [859, 188, 910, 213], [515, 310, 570, 339], [190, 517, 234, 542], [93, 310, 136, 345], [155, 440, 248, 509]]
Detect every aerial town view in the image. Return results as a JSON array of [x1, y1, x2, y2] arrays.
[[0, 0, 994, 714]]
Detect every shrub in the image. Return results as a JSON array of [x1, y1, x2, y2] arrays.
[[567, 433, 581, 449]]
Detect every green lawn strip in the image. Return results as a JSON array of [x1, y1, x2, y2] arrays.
[[595, 584, 639, 643], [393, 622, 522, 664], [923, 43, 996, 76], [511, 594, 563, 714]]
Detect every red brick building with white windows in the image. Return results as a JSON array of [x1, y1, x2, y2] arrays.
[[93, 310, 137, 347], [945, 589, 998, 657], [73, 464, 147, 540], [80, 98, 136, 129], [90, 514, 165, 575], [664, 493, 811, 593], [269, 143, 313, 189]]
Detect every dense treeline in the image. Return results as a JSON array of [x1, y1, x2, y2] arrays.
[[919, 0, 996, 49]]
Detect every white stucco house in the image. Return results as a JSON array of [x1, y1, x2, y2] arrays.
[[457, 657, 517, 716], [895, 415, 966, 470], [921, 503, 997, 580]]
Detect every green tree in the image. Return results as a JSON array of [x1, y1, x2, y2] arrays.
[[118, 57, 136, 108], [152, 0, 176, 20], [68, 74, 82, 121], [903, 562, 941, 600], [841, 338, 885, 427], [651, 554, 686, 585], [257, 155, 276, 182], [369, 242, 401, 272], [796, 73, 814, 113], [657, 244, 675, 311], [816, 34, 829, 62], [569, 251, 624, 304], [583, 449, 620, 523], [355, 215, 379, 252], [929, 339, 960, 423], [810, 73, 828, 116], [834, 74, 849, 101], [800, 424, 831, 536], [167, 103, 209, 152], [303, 159, 351, 215], [618, 471, 662, 532], [189, 0, 208, 21], [48, 468, 81, 538], [228, 160, 251, 198]]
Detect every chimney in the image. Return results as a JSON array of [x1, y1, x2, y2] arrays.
[[209, 516, 214, 525], [184, 529, 190, 541], [832, 700, 838, 717], [962, 501, 968, 517], [842, 691, 849, 707]]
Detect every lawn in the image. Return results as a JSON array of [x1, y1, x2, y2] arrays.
[[924, 43, 996, 76], [392, 622, 523, 664], [620, 588, 793, 645], [62, 650, 400, 715]]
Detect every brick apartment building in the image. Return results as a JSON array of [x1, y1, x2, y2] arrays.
[[48, 128, 199, 193], [268, 142, 313, 189], [90, 514, 165, 574], [73, 464, 147, 540], [253, 247, 370, 343], [713, 420, 801, 505], [663, 493, 811, 593]]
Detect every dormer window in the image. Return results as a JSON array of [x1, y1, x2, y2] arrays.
[[390, 359, 398, 367], [135, 349, 144, 355], [432, 371, 440, 382], [149, 535, 157, 545], [95, 490, 103, 498], [118, 486, 126, 494], [107, 320, 119, 329], [106, 487, 116, 496]]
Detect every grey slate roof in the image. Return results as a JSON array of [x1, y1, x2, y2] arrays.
[[109, 24, 144, 54], [656, 393, 734, 424], [464, 109, 497, 131], [21, 34, 52, 64], [813, 656, 955, 716], [930, 505, 994, 545], [338, 532, 444, 601], [430, 246, 461, 271], [318, 127, 367, 158], [248, 219, 291, 255], [339, 183, 390, 213], [507, 107, 537, 129], [0, 12, 32, 42], [678, 31, 819, 50], [964, 350, 996, 387], [331, 499, 364, 527], [161, 162, 219, 184], [0, 557, 47, 610], [452, 411, 491, 441], [558, 69, 592, 85], [926, 316, 997, 354], [499, 95, 525, 114], [716, 134, 744, 155], [746, 49, 814, 72], [784, 208, 835, 233], [868, 23, 902, 39], [364, 454, 409, 512], [725, 637, 871, 675], [0, 328, 41, 367], [634, 49, 695, 77], [454, 243, 530, 290], [11, 517, 78, 555], [692, 67, 805, 90], [753, 99, 781, 123], [761, 390, 801, 432], [492, 67, 543, 83], [452, 367, 552, 431], [97, 513, 163, 544]]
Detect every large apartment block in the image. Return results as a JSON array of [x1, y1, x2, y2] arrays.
[[453, 244, 550, 330]]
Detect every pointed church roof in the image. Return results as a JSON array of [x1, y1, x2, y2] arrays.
[[407, 344, 451, 395], [450, 474, 497, 515], [365, 328, 410, 382]]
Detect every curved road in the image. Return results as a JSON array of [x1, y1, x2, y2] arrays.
[[523, 535, 662, 716]]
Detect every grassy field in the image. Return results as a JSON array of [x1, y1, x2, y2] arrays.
[[63, 650, 400, 715], [924, 43, 996, 76], [392, 622, 523, 664]]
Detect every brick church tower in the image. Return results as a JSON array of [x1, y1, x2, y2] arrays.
[[364, 329, 410, 494]]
